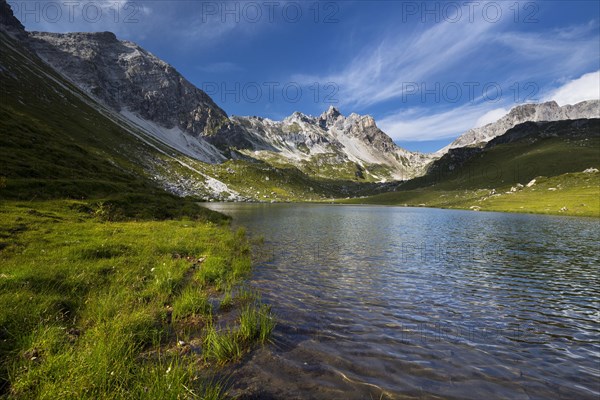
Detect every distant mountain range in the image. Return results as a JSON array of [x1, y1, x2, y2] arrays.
[[440, 100, 600, 153], [24, 28, 437, 181], [1, 0, 599, 201]]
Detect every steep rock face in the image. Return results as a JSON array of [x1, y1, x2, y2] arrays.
[[23, 29, 431, 178], [232, 106, 435, 180], [27, 31, 229, 139], [441, 100, 600, 153], [0, 0, 24, 33]]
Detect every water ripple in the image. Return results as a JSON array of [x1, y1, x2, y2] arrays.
[[207, 204, 600, 399]]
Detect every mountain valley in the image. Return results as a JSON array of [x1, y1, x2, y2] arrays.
[[1, 0, 599, 210]]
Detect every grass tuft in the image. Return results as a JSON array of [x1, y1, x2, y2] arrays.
[[0, 200, 269, 399], [202, 325, 244, 365], [172, 288, 212, 321], [239, 304, 276, 344]]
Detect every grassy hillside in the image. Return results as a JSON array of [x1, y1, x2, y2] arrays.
[[402, 120, 599, 191], [0, 28, 382, 203], [0, 30, 275, 399], [345, 172, 599, 217], [0, 30, 152, 200], [344, 120, 600, 217]]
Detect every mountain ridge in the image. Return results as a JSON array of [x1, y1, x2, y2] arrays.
[[429, 118, 600, 184], [23, 25, 436, 180], [440, 100, 600, 153], [27, 31, 230, 139], [230, 106, 435, 180], [1, 0, 599, 202]]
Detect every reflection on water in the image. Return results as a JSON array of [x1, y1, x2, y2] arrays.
[[204, 203, 600, 399]]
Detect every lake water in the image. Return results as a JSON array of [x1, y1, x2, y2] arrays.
[[204, 203, 600, 399]]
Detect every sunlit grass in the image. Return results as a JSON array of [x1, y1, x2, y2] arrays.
[[0, 27, 280, 400], [172, 288, 212, 321], [239, 304, 276, 344], [0, 200, 275, 398], [202, 302, 275, 365], [343, 171, 600, 217], [202, 325, 244, 365]]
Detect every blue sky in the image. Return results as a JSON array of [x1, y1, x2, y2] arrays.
[[15, 0, 600, 152]]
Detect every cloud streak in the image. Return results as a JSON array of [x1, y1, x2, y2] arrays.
[[543, 70, 600, 106], [293, 14, 599, 112], [378, 103, 504, 142], [380, 69, 600, 143], [490, 23, 600, 82], [295, 17, 497, 109]]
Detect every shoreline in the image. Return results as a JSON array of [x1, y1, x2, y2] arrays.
[[0, 199, 274, 398]]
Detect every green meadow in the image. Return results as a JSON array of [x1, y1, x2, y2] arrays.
[[0, 199, 274, 399], [343, 125, 600, 218]]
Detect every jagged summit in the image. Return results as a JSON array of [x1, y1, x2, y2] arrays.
[[326, 105, 341, 114], [321, 105, 342, 118], [319, 106, 342, 128], [231, 107, 435, 180]]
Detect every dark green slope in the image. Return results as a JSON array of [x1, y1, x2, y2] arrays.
[[346, 119, 600, 217], [407, 119, 600, 190], [0, 10, 274, 400], [0, 31, 225, 220], [1, 30, 150, 198]]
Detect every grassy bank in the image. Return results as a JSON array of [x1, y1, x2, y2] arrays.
[[342, 171, 600, 217], [0, 198, 275, 399], [342, 121, 600, 217]]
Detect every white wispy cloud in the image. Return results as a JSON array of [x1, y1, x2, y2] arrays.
[[543, 70, 600, 106], [491, 24, 600, 80], [294, 17, 497, 108], [296, 17, 598, 111], [378, 103, 507, 142]]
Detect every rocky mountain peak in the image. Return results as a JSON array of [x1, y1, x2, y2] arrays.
[[0, 0, 25, 33], [233, 108, 433, 180], [27, 30, 229, 138], [319, 106, 343, 128], [323, 105, 342, 119]]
